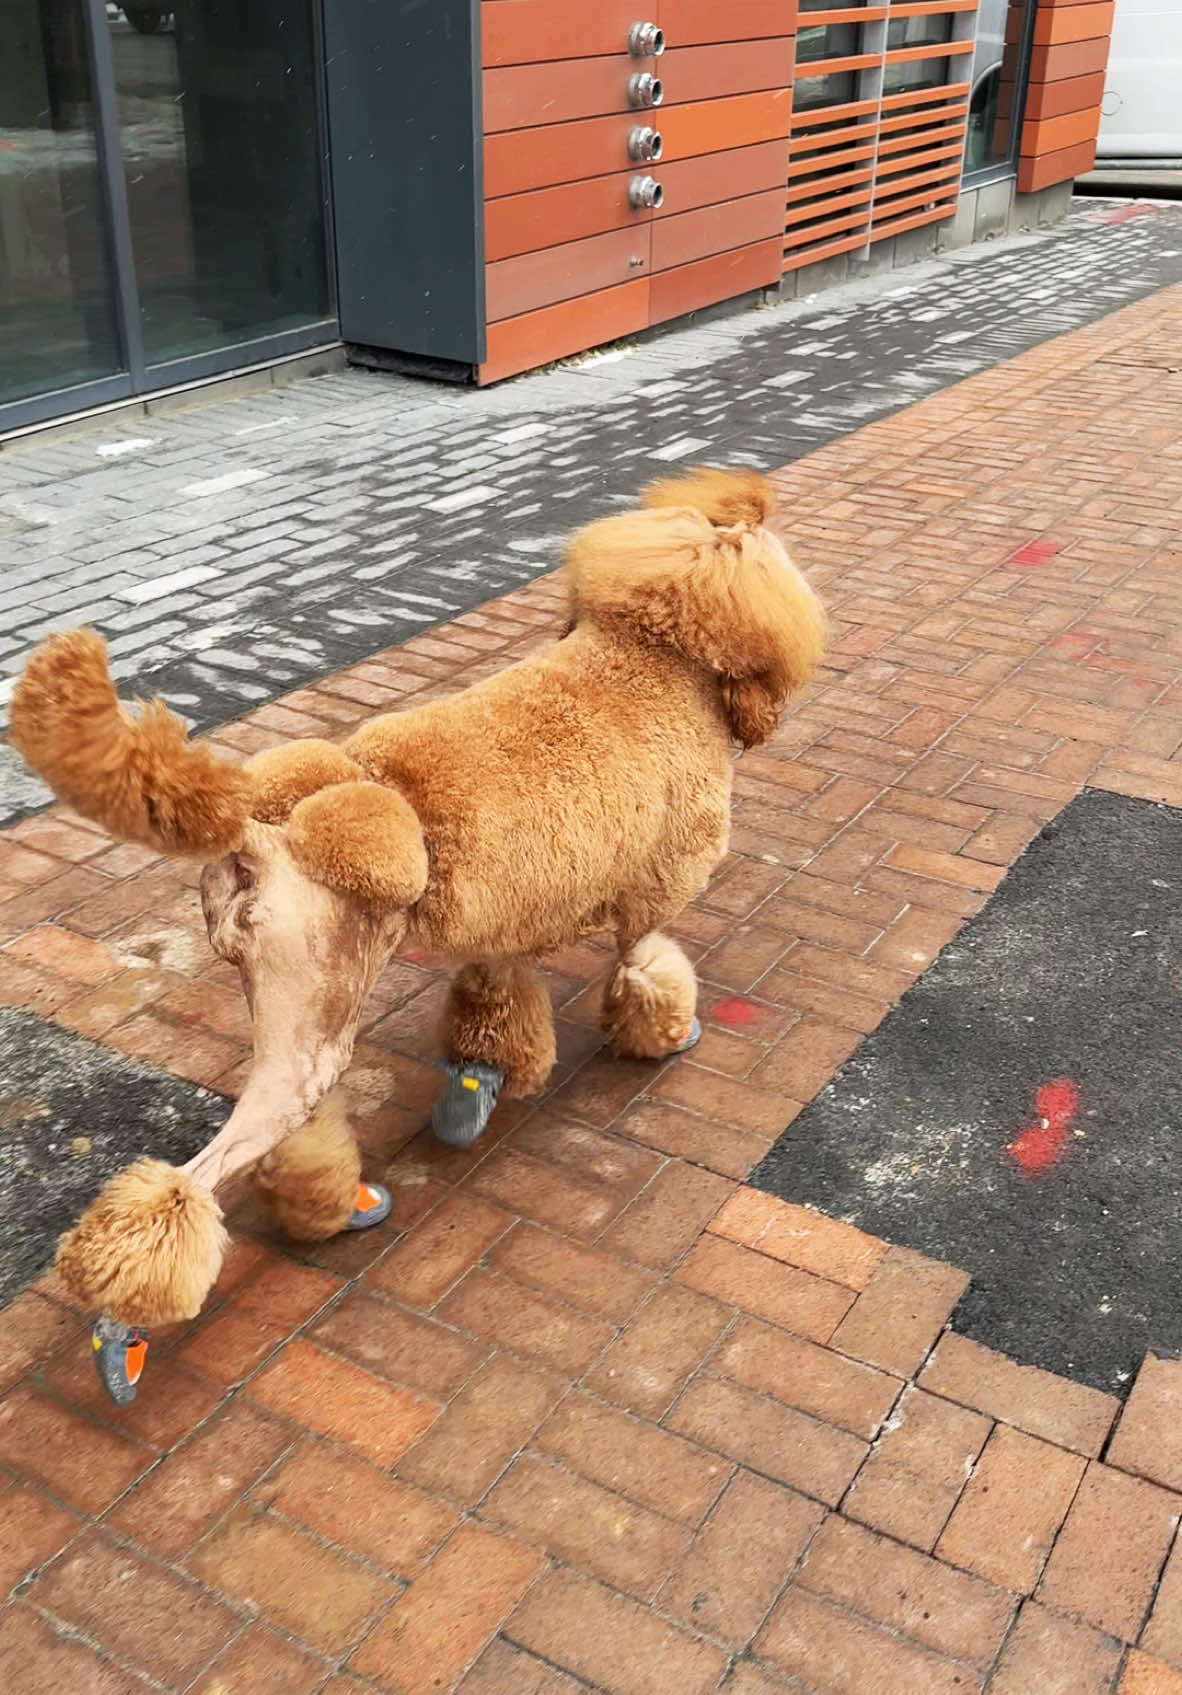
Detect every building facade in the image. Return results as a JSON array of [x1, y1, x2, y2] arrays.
[[0, 0, 1115, 430]]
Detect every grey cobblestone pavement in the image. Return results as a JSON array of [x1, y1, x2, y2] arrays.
[[2, 199, 1181, 826]]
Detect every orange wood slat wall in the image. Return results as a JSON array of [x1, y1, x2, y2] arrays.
[[478, 0, 799, 384], [1017, 0, 1113, 191]]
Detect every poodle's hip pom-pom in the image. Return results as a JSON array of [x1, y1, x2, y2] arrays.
[[55, 1159, 228, 1326]]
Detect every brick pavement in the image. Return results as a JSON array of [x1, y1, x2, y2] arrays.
[[0, 286, 1181, 1692]]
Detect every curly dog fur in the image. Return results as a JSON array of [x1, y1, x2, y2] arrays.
[[13, 469, 825, 1322]]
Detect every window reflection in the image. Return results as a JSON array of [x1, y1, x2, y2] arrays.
[[0, 0, 123, 405], [107, 0, 330, 366], [966, 0, 1035, 174]]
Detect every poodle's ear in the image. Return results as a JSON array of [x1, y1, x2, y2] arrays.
[[286, 781, 429, 906], [567, 468, 826, 750]]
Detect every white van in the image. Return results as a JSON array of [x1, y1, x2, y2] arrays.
[[1097, 0, 1182, 159]]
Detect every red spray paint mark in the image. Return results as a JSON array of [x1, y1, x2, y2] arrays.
[[1094, 202, 1158, 224], [1007, 1079, 1080, 1175], [712, 997, 759, 1028], [1006, 538, 1064, 570]]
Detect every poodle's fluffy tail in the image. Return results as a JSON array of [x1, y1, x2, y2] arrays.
[[642, 467, 774, 528], [9, 629, 252, 857]]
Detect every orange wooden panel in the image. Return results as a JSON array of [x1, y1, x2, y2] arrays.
[[871, 178, 960, 221], [874, 158, 961, 195], [880, 79, 969, 110], [888, 0, 976, 14], [484, 58, 637, 133], [875, 135, 965, 172], [789, 119, 878, 156], [1018, 135, 1096, 190], [485, 224, 651, 323], [879, 100, 967, 134], [649, 235, 783, 323], [1022, 105, 1101, 155], [867, 201, 956, 243], [485, 114, 633, 197], [788, 140, 877, 176], [791, 97, 879, 130], [784, 205, 871, 248], [1032, 1, 1114, 47], [800, 51, 883, 77], [786, 163, 873, 202], [659, 90, 792, 160], [1024, 69, 1106, 121], [1029, 36, 1110, 81], [481, 0, 642, 69], [801, 6, 886, 23], [652, 187, 786, 270], [660, 38, 795, 104], [783, 229, 867, 271], [478, 277, 650, 384], [485, 172, 637, 263], [656, 140, 793, 215], [882, 40, 973, 66], [785, 184, 872, 228], [661, 0, 801, 46]]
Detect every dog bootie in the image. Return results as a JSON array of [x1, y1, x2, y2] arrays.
[[92, 1313, 149, 1407], [671, 1016, 702, 1055], [431, 1061, 503, 1149], [346, 1180, 394, 1231]]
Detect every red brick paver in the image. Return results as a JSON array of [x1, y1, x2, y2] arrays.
[[1, 287, 1181, 1691]]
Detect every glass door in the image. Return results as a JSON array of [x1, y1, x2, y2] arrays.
[[0, 0, 127, 410], [106, 0, 332, 370], [0, 0, 334, 430]]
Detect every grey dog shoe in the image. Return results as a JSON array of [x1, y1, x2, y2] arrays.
[[346, 1180, 394, 1231], [92, 1313, 149, 1408], [431, 1061, 504, 1149], [672, 1016, 702, 1055]]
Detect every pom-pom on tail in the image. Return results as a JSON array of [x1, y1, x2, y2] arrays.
[[55, 1159, 228, 1327], [10, 629, 251, 857], [641, 467, 774, 528]]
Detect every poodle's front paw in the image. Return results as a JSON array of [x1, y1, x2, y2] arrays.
[[431, 1062, 503, 1150], [346, 1180, 394, 1230], [92, 1314, 149, 1407], [669, 1015, 702, 1056]]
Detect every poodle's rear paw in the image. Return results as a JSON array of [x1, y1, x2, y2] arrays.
[[431, 1061, 503, 1149], [346, 1180, 393, 1231]]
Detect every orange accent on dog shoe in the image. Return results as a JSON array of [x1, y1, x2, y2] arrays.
[[346, 1180, 394, 1232]]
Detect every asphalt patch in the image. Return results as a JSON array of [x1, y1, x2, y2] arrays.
[[0, 1009, 228, 1304], [751, 789, 1181, 1395]]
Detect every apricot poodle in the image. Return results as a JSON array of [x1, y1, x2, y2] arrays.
[[10, 467, 826, 1388]]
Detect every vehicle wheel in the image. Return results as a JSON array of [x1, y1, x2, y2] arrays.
[[126, 6, 168, 32]]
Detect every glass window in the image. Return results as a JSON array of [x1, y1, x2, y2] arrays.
[[886, 15, 955, 50], [882, 54, 952, 95], [796, 24, 860, 63], [107, 0, 331, 367], [0, 0, 124, 405], [965, 0, 1034, 175], [793, 70, 860, 110]]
